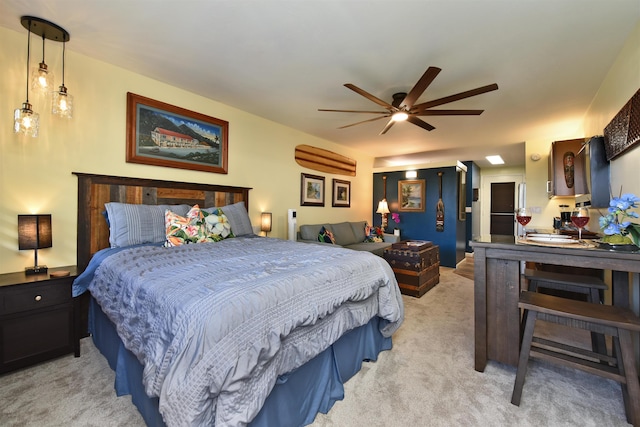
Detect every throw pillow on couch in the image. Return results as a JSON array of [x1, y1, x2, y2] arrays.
[[318, 226, 336, 244]]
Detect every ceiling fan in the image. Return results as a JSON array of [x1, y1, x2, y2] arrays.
[[319, 67, 498, 134]]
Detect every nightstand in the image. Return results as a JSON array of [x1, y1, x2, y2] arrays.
[[0, 265, 78, 374]]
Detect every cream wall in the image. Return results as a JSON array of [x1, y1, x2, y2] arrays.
[[582, 20, 640, 200], [0, 26, 375, 273], [524, 20, 640, 231]]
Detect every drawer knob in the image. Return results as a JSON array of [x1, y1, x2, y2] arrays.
[[35, 295, 42, 302]]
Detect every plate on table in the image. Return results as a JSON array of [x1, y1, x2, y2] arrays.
[[526, 233, 571, 239], [527, 236, 579, 244]]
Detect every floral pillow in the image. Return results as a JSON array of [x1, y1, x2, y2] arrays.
[[165, 205, 234, 247], [365, 224, 384, 243], [318, 226, 336, 244], [204, 208, 234, 240]]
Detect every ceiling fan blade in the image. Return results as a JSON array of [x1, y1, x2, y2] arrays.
[[415, 109, 484, 116], [407, 116, 435, 131], [338, 115, 390, 129], [379, 119, 396, 135], [400, 67, 441, 109], [318, 108, 390, 114], [412, 83, 499, 110], [344, 83, 395, 109]]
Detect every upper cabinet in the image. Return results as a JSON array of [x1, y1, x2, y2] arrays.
[[547, 138, 586, 198]]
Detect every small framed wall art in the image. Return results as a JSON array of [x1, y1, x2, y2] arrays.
[[332, 179, 351, 207], [301, 173, 325, 206]]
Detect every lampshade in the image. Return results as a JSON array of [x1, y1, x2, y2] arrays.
[[261, 212, 272, 235], [52, 84, 73, 118], [376, 200, 390, 214], [18, 214, 52, 275], [14, 103, 40, 137]]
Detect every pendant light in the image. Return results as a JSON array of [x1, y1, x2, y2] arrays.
[[52, 37, 73, 119], [14, 16, 71, 136], [14, 17, 39, 137], [31, 33, 54, 95]]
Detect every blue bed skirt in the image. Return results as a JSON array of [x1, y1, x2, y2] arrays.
[[89, 297, 392, 426]]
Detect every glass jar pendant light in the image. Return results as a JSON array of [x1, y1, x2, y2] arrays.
[[52, 38, 73, 119], [14, 17, 39, 137], [14, 16, 71, 136], [31, 33, 54, 95]]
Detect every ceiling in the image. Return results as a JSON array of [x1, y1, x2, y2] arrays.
[[2, 1, 639, 169]]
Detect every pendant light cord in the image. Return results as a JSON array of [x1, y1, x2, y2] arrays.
[[25, 20, 31, 103], [41, 34, 45, 64], [61, 39, 65, 86]]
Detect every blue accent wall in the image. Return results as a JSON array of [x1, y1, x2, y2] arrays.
[[374, 167, 467, 268]]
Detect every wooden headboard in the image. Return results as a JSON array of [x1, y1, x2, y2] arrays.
[[73, 172, 252, 271]]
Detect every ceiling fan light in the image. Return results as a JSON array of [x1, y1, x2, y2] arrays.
[[392, 112, 408, 122]]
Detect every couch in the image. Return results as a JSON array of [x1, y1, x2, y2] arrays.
[[297, 221, 400, 256]]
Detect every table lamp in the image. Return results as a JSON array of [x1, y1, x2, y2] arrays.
[[261, 212, 272, 237], [18, 214, 52, 275]]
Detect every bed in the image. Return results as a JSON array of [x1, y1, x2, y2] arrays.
[[72, 172, 404, 427]]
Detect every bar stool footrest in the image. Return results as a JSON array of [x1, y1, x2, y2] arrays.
[[530, 341, 623, 382]]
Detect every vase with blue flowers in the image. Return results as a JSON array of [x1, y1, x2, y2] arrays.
[[598, 193, 640, 250]]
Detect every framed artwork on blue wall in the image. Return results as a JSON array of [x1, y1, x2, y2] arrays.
[[398, 179, 425, 212]]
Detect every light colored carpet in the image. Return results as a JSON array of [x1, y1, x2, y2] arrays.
[[0, 268, 630, 426], [453, 253, 474, 281]]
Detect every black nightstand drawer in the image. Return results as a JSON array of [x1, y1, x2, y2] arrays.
[[1, 281, 70, 315], [1, 307, 73, 367], [0, 266, 77, 373]]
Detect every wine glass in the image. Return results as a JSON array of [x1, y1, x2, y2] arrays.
[[515, 207, 532, 240], [571, 207, 590, 242]]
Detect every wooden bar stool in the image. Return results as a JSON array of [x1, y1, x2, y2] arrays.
[[511, 291, 640, 426], [524, 268, 608, 355], [524, 268, 607, 303]]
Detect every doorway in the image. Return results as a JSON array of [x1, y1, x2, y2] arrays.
[[479, 172, 523, 237], [490, 182, 515, 236]]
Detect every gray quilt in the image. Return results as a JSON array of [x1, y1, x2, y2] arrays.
[[87, 237, 404, 427]]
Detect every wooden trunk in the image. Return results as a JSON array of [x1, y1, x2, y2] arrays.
[[383, 244, 440, 297], [393, 263, 440, 297], [383, 245, 439, 272]]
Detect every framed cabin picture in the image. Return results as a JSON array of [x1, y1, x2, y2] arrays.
[[126, 92, 228, 174]]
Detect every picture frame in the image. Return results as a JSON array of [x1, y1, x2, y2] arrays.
[[332, 179, 351, 207], [126, 92, 228, 174], [300, 173, 325, 206], [398, 179, 425, 212]]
